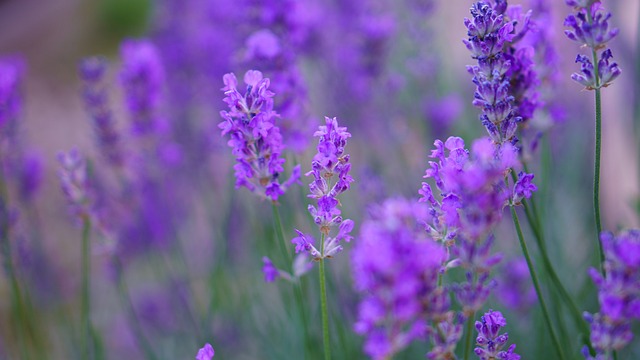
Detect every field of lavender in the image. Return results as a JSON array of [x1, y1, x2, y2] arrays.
[[1, 0, 639, 359]]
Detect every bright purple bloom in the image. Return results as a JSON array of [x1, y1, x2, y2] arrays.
[[120, 39, 165, 136], [79, 57, 124, 168], [0, 56, 24, 142], [474, 310, 521, 360], [195, 343, 215, 360], [512, 171, 537, 204], [584, 230, 640, 356], [352, 198, 451, 360], [294, 116, 353, 260], [219, 70, 300, 202], [58, 149, 93, 221]]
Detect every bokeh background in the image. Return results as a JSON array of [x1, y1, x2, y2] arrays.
[[0, 0, 639, 359]]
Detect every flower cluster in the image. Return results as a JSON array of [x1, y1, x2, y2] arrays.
[[119, 39, 165, 136], [219, 70, 300, 202], [583, 230, 640, 357], [474, 310, 521, 360], [419, 136, 535, 314], [79, 57, 124, 169], [352, 198, 452, 360], [292, 116, 353, 260], [58, 149, 93, 221], [564, 1, 621, 90], [0, 57, 23, 139]]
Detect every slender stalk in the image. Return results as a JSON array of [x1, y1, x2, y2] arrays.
[[510, 206, 565, 360], [81, 216, 92, 360], [463, 311, 475, 360], [319, 233, 331, 360], [272, 203, 292, 266]]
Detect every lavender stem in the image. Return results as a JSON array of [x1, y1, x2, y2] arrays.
[[510, 206, 565, 360], [462, 311, 475, 360], [81, 216, 92, 360], [319, 233, 331, 360]]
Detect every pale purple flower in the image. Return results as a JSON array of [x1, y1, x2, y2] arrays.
[[262, 256, 279, 283], [474, 310, 521, 360], [58, 149, 93, 221]]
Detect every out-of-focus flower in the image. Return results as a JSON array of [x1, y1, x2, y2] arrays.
[[58, 149, 93, 221], [352, 198, 450, 360], [584, 230, 640, 357], [219, 70, 300, 202], [262, 256, 279, 283], [196, 343, 215, 360]]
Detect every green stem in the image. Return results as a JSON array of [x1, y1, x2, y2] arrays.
[[272, 203, 292, 267], [319, 234, 331, 360], [510, 206, 566, 360], [463, 311, 475, 360], [81, 217, 92, 360]]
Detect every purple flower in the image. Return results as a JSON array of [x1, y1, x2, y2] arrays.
[[352, 198, 451, 360], [474, 310, 521, 360], [17, 151, 42, 203], [219, 70, 300, 202], [119, 39, 165, 136], [79, 57, 124, 168], [564, 4, 619, 50], [512, 171, 537, 204], [495, 258, 536, 311], [195, 343, 215, 360], [262, 256, 280, 283], [584, 230, 640, 356], [295, 116, 353, 260], [0, 56, 24, 139], [565, 2, 620, 90], [58, 149, 93, 221]]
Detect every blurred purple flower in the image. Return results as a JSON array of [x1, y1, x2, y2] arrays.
[[262, 256, 279, 283], [58, 149, 93, 221], [495, 258, 536, 311], [196, 343, 215, 360]]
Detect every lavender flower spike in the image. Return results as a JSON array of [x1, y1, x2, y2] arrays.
[[195, 343, 215, 360], [79, 57, 124, 168], [474, 310, 521, 360], [293, 116, 354, 260], [58, 149, 93, 221], [219, 70, 300, 202]]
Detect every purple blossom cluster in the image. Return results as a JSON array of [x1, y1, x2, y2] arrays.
[[196, 343, 215, 360], [219, 70, 300, 202], [292, 116, 353, 260], [0, 57, 23, 140], [351, 198, 454, 360], [564, 1, 621, 90], [464, 1, 541, 145], [583, 230, 640, 358], [474, 310, 520, 360], [419, 136, 536, 314]]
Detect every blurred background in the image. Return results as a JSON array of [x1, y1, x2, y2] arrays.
[[0, 0, 639, 359]]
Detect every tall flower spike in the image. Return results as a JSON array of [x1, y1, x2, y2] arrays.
[[293, 116, 353, 260], [219, 70, 300, 202], [120, 39, 165, 136], [474, 310, 521, 360], [79, 57, 124, 168], [58, 149, 93, 221], [0, 57, 24, 149]]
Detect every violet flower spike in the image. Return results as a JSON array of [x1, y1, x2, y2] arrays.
[[219, 70, 300, 202], [58, 149, 93, 221]]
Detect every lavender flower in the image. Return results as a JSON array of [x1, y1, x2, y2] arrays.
[[58, 149, 93, 221], [119, 39, 165, 136], [564, 1, 621, 90], [474, 310, 521, 360], [352, 198, 450, 360], [261, 254, 312, 283], [219, 70, 300, 202], [196, 343, 215, 360], [79, 57, 124, 168], [293, 116, 353, 260], [0, 57, 23, 137], [584, 230, 640, 357], [262, 256, 279, 283]]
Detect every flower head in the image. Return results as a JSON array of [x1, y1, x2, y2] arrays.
[[195, 343, 215, 360], [474, 310, 520, 360], [58, 149, 93, 221]]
